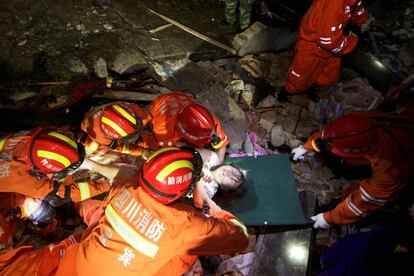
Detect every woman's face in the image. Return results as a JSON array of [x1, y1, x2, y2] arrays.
[[213, 165, 244, 190]]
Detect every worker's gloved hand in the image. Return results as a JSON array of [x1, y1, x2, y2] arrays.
[[291, 145, 308, 161], [361, 15, 374, 33], [27, 200, 55, 227], [311, 213, 331, 229]]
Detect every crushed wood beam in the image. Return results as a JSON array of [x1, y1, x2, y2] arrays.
[[93, 89, 161, 102], [148, 8, 237, 55], [149, 23, 173, 33]]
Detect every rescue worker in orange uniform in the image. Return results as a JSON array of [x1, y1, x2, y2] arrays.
[[278, 0, 373, 103], [80, 101, 157, 158], [0, 128, 111, 207], [150, 92, 229, 163], [292, 111, 414, 228], [57, 147, 249, 276], [0, 208, 82, 275]]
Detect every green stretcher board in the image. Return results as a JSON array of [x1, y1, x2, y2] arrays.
[[215, 154, 306, 226]]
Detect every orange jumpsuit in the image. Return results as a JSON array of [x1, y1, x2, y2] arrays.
[[284, 0, 370, 93], [0, 234, 80, 276], [81, 103, 158, 157], [304, 112, 414, 225], [58, 181, 249, 276], [149, 92, 228, 150], [0, 129, 111, 204]]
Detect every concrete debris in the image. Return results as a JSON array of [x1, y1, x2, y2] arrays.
[[94, 57, 109, 78], [257, 94, 276, 108], [112, 49, 148, 75], [68, 57, 89, 75], [270, 125, 286, 147], [232, 22, 297, 56]]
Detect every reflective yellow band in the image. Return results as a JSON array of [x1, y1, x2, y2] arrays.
[[77, 181, 91, 200], [121, 144, 130, 154], [48, 132, 77, 149], [113, 105, 136, 125], [211, 140, 224, 149], [101, 117, 128, 137], [37, 150, 71, 168], [230, 219, 249, 237], [0, 138, 6, 152], [311, 139, 321, 152], [146, 147, 179, 163], [86, 141, 99, 155], [105, 204, 159, 258], [156, 160, 193, 182]]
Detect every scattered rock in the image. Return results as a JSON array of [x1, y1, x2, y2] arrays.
[[111, 49, 148, 75], [68, 57, 89, 74], [94, 57, 108, 78]]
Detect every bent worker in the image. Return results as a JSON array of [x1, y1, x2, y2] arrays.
[[150, 92, 229, 163], [80, 101, 157, 158], [278, 0, 373, 103], [0, 128, 111, 207], [57, 147, 249, 275], [292, 111, 414, 228]]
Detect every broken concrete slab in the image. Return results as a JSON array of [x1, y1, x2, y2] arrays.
[[195, 82, 247, 152], [111, 49, 149, 75], [154, 61, 217, 96], [232, 22, 297, 56]]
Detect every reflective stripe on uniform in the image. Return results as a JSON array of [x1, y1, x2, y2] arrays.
[[101, 117, 128, 137], [360, 186, 388, 206], [229, 219, 249, 237], [156, 160, 193, 182], [122, 144, 130, 154], [311, 139, 321, 152], [346, 197, 366, 217], [0, 138, 6, 151], [37, 150, 71, 168], [211, 139, 224, 150], [48, 132, 77, 149], [77, 181, 91, 200], [291, 70, 301, 77], [113, 105, 136, 125], [105, 204, 159, 258], [85, 141, 100, 155]]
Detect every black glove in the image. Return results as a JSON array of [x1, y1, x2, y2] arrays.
[[27, 200, 55, 227]]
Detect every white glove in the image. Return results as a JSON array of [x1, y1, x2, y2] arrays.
[[311, 213, 331, 229], [291, 145, 308, 161], [361, 15, 374, 33]]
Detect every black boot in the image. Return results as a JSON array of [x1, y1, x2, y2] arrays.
[[277, 87, 288, 103]]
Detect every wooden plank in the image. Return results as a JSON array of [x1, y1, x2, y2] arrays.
[[93, 90, 161, 102]]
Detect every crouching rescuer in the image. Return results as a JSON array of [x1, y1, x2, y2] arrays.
[[56, 147, 249, 276]]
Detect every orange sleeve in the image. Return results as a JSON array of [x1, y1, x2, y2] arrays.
[[57, 179, 111, 202], [0, 193, 26, 210], [303, 132, 323, 151], [0, 161, 54, 199], [110, 142, 149, 157], [179, 209, 248, 256], [314, 3, 358, 55], [350, 2, 370, 26], [211, 116, 229, 150], [81, 112, 113, 146], [325, 151, 408, 225]]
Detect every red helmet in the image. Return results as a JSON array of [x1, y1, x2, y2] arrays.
[[100, 102, 142, 140], [322, 114, 381, 157], [0, 212, 16, 244], [26, 128, 84, 175], [138, 147, 201, 205], [176, 103, 218, 147]]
